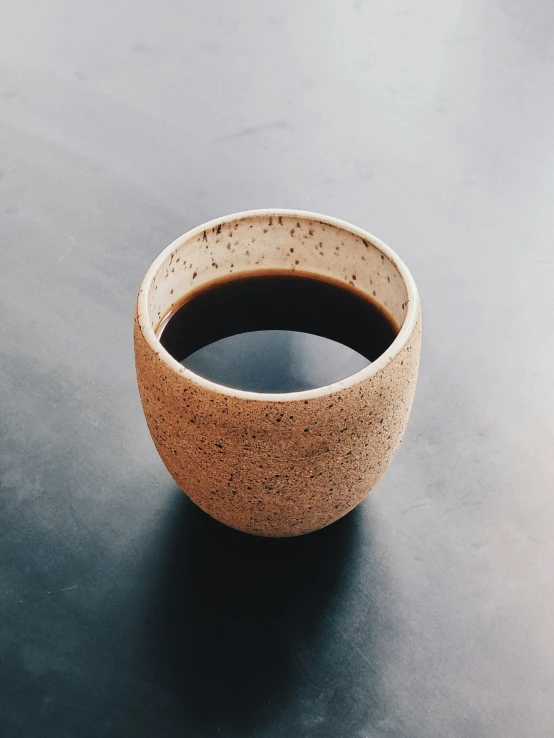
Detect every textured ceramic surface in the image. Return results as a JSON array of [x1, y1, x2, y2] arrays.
[[134, 209, 421, 536]]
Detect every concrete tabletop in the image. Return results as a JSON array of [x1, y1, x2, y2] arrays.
[[1, 2, 553, 736]]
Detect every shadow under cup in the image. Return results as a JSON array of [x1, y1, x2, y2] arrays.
[[134, 210, 422, 536]]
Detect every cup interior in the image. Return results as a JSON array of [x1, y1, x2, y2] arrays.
[[144, 211, 410, 335], [137, 210, 418, 399]]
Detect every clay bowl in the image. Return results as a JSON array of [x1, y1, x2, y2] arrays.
[[134, 209, 421, 536]]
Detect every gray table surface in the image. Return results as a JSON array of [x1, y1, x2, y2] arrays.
[[1, 2, 554, 736]]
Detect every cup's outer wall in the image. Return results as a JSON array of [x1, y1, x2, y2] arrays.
[[134, 306, 422, 537]]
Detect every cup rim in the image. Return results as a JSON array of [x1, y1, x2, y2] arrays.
[[137, 209, 420, 402]]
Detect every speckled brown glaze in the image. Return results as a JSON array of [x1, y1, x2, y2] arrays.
[[134, 210, 422, 536]]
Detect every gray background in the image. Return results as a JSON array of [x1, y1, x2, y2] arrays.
[[1, 1, 553, 736]]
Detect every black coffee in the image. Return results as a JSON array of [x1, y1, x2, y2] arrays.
[[158, 272, 398, 393]]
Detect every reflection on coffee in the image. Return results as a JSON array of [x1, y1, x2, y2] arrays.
[[158, 271, 399, 393]]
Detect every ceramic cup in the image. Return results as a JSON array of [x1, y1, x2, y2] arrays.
[[134, 210, 422, 536]]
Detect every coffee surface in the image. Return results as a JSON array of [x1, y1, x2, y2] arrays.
[[158, 272, 398, 392]]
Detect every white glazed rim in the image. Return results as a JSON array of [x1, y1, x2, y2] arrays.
[[137, 209, 420, 402]]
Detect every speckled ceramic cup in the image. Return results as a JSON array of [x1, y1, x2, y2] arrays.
[[134, 210, 421, 537]]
